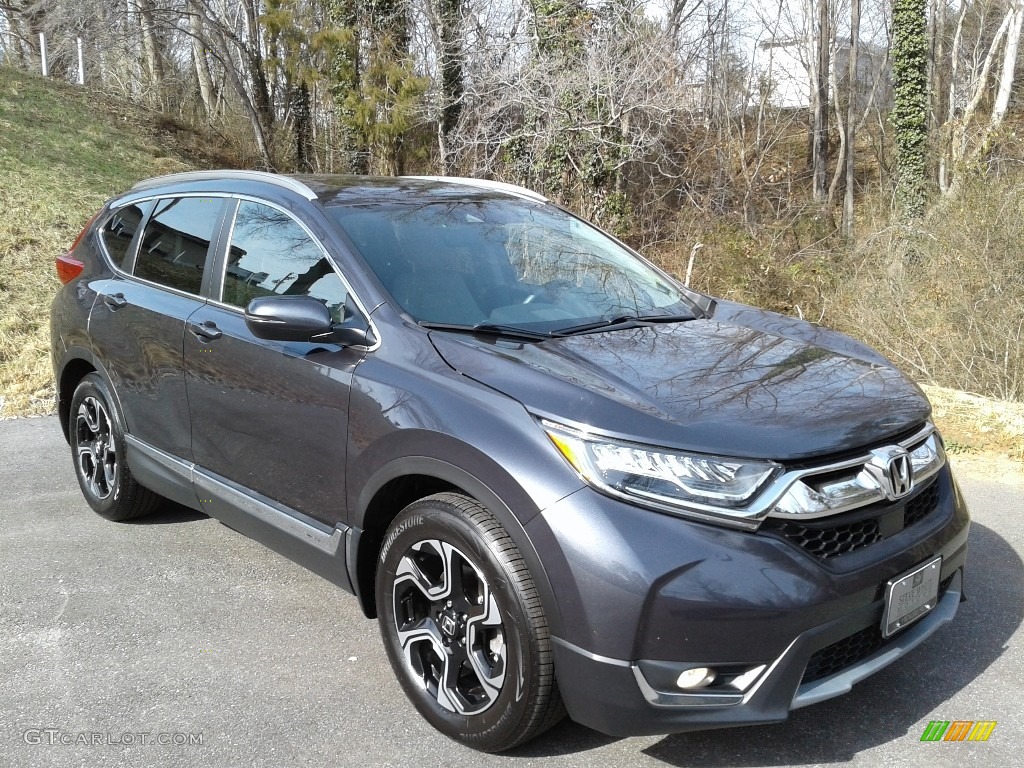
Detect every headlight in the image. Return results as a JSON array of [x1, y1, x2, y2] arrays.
[[541, 420, 781, 526]]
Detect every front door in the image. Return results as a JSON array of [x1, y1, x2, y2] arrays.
[[184, 199, 363, 527]]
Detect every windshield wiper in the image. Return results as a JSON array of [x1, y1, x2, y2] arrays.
[[552, 312, 694, 337], [551, 315, 639, 337], [418, 321, 552, 341], [636, 312, 696, 323]]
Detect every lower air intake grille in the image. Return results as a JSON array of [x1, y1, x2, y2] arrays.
[[801, 573, 956, 684], [904, 482, 941, 527], [766, 518, 883, 560]]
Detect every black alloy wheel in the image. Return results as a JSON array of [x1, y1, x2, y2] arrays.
[[376, 493, 564, 751], [69, 373, 161, 521]]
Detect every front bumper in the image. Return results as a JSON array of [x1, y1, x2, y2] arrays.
[[527, 466, 970, 736]]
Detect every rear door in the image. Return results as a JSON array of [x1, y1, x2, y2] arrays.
[[183, 198, 365, 527], [90, 196, 226, 460]]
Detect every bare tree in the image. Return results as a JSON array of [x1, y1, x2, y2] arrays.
[[812, 0, 830, 204], [941, 0, 1024, 197], [844, 0, 860, 236]]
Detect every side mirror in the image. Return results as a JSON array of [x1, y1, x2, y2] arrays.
[[321, 324, 376, 347], [244, 295, 375, 347]]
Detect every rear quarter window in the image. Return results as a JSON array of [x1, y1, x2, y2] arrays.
[[98, 202, 151, 269]]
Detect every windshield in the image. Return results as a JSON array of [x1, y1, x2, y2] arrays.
[[326, 196, 694, 333]]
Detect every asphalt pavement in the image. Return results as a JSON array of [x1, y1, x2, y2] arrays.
[[1, 416, 1021, 768]]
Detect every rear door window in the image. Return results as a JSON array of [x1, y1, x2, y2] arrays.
[[134, 197, 224, 295]]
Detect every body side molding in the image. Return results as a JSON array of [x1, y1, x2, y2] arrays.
[[125, 435, 347, 558]]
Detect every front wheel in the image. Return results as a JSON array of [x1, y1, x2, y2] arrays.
[[376, 493, 564, 752]]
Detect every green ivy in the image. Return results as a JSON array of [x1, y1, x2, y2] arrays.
[[890, 0, 929, 217]]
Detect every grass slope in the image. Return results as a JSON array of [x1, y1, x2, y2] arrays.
[[0, 67, 214, 415]]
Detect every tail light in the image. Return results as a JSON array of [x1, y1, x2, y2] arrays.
[[56, 213, 99, 284], [56, 253, 85, 284]]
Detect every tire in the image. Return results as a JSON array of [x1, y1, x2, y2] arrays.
[[376, 492, 565, 752], [68, 373, 161, 521]]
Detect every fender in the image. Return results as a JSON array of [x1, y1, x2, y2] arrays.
[[352, 453, 566, 639]]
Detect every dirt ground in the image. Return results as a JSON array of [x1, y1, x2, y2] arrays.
[[922, 384, 1024, 486]]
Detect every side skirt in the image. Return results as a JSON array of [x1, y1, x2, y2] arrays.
[[125, 435, 355, 593]]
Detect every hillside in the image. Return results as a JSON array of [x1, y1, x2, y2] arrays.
[[0, 66, 225, 415], [0, 66, 1021, 471]]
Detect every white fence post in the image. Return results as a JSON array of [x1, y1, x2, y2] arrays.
[[39, 32, 49, 76], [77, 37, 84, 85]]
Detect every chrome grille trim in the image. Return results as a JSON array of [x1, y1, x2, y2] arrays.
[[749, 423, 943, 523]]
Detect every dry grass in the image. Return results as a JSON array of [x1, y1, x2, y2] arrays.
[[0, 67, 216, 416], [826, 178, 1024, 402], [924, 385, 1024, 461]]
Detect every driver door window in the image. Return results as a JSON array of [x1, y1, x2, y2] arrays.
[[222, 201, 348, 322]]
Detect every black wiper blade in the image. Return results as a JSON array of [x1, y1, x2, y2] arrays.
[[552, 312, 694, 337], [551, 315, 639, 337], [418, 321, 551, 341], [635, 312, 696, 323]]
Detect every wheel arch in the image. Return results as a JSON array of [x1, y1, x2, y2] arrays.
[[350, 456, 563, 640], [56, 349, 121, 442]]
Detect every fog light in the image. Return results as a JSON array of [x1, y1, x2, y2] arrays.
[[675, 667, 716, 690]]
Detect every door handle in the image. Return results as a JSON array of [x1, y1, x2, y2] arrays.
[[103, 292, 128, 310], [188, 320, 223, 341]]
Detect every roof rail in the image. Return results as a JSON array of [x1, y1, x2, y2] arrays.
[[406, 176, 548, 203], [131, 170, 318, 201]]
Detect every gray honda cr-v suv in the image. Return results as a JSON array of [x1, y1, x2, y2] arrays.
[[51, 171, 969, 751]]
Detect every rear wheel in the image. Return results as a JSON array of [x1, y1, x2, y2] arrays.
[[69, 374, 161, 521], [376, 492, 564, 752]]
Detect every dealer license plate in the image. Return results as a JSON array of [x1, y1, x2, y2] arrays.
[[882, 556, 942, 638]]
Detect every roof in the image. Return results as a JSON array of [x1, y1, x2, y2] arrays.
[[129, 170, 548, 206]]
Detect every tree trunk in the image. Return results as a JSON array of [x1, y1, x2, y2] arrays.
[[188, 0, 217, 121], [812, 0, 830, 203], [989, 4, 1024, 132], [137, 0, 164, 97], [939, 1, 968, 193], [827, 60, 845, 207], [844, 0, 860, 238], [208, 23, 275, 169], [293, 81, 314, 172], [325, 0, 364, 173], [437, 0, 464, 175], [891, 0, 929, 217], [944, 7, 1013, 197], [240, 0, 274, 151]]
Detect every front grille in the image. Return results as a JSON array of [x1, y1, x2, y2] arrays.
[[801, 573, 956, 684], [767, 518, 883, 560], [760, 477, 942, 561], [904, 482, 941, 527]]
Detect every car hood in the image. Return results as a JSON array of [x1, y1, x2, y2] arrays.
[[428, 301, 931, 461]]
